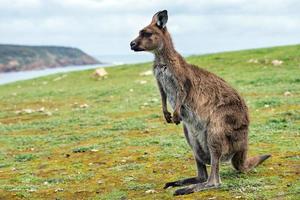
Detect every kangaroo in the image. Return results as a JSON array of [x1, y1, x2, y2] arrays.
[[130, 10, 271, 196]]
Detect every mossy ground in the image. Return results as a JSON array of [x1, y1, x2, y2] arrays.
[[0, 45, 299, 200]]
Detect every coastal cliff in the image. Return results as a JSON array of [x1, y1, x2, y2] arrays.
[[0, 44, 100, 72]]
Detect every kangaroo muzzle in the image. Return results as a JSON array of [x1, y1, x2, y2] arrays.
[[130, 40, 144, 51]]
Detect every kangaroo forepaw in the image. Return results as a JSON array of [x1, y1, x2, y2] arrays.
[[163, 111, 172, 123], [172, 112, 181, 125]]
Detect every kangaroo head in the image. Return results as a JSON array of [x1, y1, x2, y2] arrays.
[[130, 10, 168, 52]]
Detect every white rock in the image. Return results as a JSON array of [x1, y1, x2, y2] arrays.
[[28, 188, 37, 192], [93, 68, 108, 77], [150, 98, 158, 102], [45, 111, 52, 116], [15, 110, 22, 114], [55, 188, 64, 192], [37, 107, 45, 112], [80, 104, 89, 108], [284, 91, 292, 96], [24, 109, 34, 114], [271, 60, 283, 66], [140, 70, 152, 76], [139, 80, 147, 84], [145, 189, 157, 194], [247, 59, 258, 63]]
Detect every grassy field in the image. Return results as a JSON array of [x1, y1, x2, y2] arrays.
[[0, 45, 299, 200]]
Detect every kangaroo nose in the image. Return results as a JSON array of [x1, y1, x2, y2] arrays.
[[130, 41, 136, 48]]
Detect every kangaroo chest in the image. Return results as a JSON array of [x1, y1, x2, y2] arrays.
[[153, 65, 178, 109], [153, 65, 210, 163]]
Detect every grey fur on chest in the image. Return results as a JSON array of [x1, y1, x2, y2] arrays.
[[153, 65, 178, 109]]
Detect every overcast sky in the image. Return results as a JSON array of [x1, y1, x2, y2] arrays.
[[0, 0, 299, 56]]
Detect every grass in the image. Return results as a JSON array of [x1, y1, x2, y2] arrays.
[[0, 44, 299, 199]]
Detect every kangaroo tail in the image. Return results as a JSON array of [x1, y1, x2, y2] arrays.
[[232, 151, 271, 172], [245, 154, 271, 171]]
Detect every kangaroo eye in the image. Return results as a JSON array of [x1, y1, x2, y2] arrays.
[[142, 32, 152, 37]]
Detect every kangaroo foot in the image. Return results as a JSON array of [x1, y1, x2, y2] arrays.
[[164, 177, 206, 189], [173, 182, 221, 196]]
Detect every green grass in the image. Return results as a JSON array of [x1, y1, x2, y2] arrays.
[[0, 44, 299, 200]]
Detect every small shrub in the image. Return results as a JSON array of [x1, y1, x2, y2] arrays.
[[14, 154, 36, 162]]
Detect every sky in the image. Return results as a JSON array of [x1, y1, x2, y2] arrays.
[[0, 0, 299, 56]]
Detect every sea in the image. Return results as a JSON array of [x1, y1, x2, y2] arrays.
[[0, 53, 153, 85]]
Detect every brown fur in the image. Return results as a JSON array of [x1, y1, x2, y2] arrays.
[[131, 10, 271, 196]]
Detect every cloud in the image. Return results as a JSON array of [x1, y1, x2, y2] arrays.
[[0, 0, 41, 9], [0, 0, 299, 55]]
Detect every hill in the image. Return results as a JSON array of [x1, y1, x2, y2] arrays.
[[0, 44, 100, 72], [0, 45, 299, 199]]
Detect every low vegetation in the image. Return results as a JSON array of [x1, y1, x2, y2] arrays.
[[0, 45, 299, 199]]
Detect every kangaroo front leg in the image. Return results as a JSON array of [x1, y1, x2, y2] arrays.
[[173, 78, 191, 125], [157, 80, 172, 123], [172, 88, 186, 125], [173, 152, 221, 196]]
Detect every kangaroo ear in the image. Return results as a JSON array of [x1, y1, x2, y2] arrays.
[[152, 10, 168, 29]]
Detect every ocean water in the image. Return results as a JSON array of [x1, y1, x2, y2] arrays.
[[0, 53, 153, 85], [95, 53, 153, 65]]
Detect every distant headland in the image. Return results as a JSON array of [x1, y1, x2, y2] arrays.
[[0, 44, 100, 72]]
